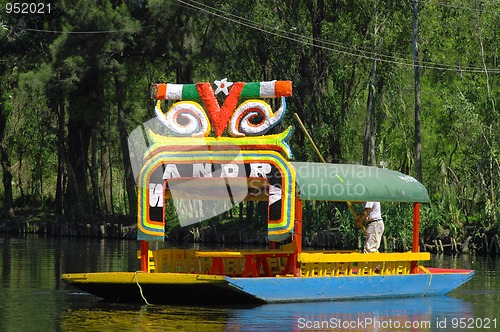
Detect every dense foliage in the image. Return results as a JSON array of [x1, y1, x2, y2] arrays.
[[0, 0, 498, 248]]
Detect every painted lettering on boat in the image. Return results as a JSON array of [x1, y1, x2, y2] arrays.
[[161, 162, 273, 179]]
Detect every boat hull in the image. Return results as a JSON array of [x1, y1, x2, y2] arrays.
[[62, 268, 474, 304]]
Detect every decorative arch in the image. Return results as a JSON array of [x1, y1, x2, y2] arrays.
[[137, 150, 296, 242]]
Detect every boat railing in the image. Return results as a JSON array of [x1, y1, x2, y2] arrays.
[[298, 252, 430, 277], [137, 249, 430, 277]]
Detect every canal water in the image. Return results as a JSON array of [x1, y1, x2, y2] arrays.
[[0, 235, 498, 331]]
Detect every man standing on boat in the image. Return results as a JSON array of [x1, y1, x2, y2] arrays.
[[356, 202, 384, 253]]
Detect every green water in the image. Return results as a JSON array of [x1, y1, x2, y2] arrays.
[[0, 235, 498, 331]]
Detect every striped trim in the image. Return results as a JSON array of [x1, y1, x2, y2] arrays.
[[260, 81, 275, 98], [154, 84, 200, 100], [165, 84, 183, 99], [145, 126, 294, 160], [240, 81, 292, 98], [154, 81, 292, 100]]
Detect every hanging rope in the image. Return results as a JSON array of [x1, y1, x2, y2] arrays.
[[133, 271, 151, 305]]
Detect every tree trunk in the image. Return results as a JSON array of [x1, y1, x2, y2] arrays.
[[412, 0, 422, 181], [108, 143, 115, 216], [0, 146, 15, 217], [246, 201, 254, 224], [65, 116, 92, 218], [115, 73, 137, 218], [90, 130, 100, 214], [55, 95, 65, 216], [176, 15, 195, 84], [302, 0, 327, 128], [477, 13, 497, 223], [0, 97, 14, 217], [341, 59, 360, 125], [363, 0, 380, 167], [239, 202, 243, 223], [308, 0, 326, 126], [363, 60, 377, 166], [65, 61, 104, 220]]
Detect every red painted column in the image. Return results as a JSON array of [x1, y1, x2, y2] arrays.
[[411, 202, 421, 273], [412, 202, 421, 252], [293, 196, 303, 277], [140, 240, 149, 273], [295, 198, 303, 255]]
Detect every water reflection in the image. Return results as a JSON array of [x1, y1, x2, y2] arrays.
[[0, 236, 498, 331], [62, 300, 231, 331], [231, 297, 473, 331], [60, 296, 473, 331]]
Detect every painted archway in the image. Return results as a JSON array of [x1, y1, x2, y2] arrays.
[[136, 80, 296, 242]]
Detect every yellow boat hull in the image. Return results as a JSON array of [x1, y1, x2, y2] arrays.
[[62, 272, 263, 304]]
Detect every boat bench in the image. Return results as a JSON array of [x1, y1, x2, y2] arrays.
[[298, 252, 430, 277], [138, 249, 430, 277], [138, 249, 294, 277], [195, 250, 295, 277]]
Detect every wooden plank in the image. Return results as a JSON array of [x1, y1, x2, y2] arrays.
[[195, 250, 294, 258], [298, 252, 430, 263], [62, 272, 227, 284], [195, 251, 244, 258]]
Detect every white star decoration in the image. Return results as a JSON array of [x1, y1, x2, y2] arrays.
[[214, 78, 233, 95]]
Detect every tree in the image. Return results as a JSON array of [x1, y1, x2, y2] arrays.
[[363, 0, 384, 167], [0, 4, 53, 216], [0, 20, 14, 217], [412, 0, 422, 182], [47, 1, 138, 220], [0, 82, 15, 217], [0, 0, 497, 244]]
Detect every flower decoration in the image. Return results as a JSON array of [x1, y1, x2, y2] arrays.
[[214, 78, 233, 95]]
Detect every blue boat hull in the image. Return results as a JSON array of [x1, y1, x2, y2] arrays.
[[227, 270, 474, 303]]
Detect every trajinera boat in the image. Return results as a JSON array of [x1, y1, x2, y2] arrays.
[[62, 80, 473, 304]]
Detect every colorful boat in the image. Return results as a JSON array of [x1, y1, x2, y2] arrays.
[[62, 80, 473, 304]]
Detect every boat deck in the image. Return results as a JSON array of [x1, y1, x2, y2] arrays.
[[139, 248, 431, 278]]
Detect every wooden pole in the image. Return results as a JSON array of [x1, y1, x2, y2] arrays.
[[348, 201, 366, 235], [294, 113, 364, 234], [294, 113, 326, 163]]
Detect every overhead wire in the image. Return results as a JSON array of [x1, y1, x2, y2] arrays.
[[177, 0, 411, 65], [2, 0, 498, 73], [177, 0, 499, 74], [423, 0, 500, 14], [2, 26, 143, 34]]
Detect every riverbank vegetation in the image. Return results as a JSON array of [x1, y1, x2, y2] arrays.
[[0, 1, 498, 253]]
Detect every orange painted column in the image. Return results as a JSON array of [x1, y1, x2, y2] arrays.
[[140, 240, 149, 273], [411, 202, 421, 273]]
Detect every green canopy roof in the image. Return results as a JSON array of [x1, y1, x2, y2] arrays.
[[291, 162, 430, 203]]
